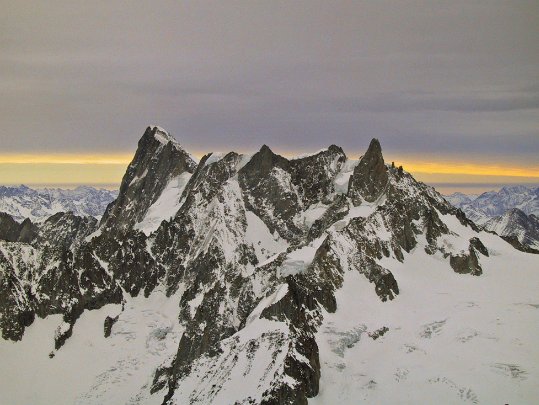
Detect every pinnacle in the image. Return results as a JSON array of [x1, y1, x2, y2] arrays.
[[259, 144, 273, 154], [365, 138, 383, 159]]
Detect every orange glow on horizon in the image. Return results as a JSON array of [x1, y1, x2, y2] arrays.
[[0, 153, 537, 183], [396, 160, 539, 178], [0, 153, 134, 165]]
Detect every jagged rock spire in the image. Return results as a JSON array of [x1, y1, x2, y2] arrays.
[[348, 138, 388, 204]]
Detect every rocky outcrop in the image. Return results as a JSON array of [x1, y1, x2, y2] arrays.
[[37, 211, 97, 250], [104, 315, 119, 338], [449, 237, 489, 276], [239, 145, 303, 242], [289, 145, 346, 206], [0, 212, 37, 243], [348, 138, 388, 204]]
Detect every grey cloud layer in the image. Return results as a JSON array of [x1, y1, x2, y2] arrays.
[[1, 1, 538, 164]]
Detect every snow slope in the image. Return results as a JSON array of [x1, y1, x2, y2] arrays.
[[135, 172, 192, 235], [445, 186, 539, 225], [312, 224, 539, 405], [0, 288, 184, 405]]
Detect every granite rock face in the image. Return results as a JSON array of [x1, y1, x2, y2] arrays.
[[0, 212, 37, 243], [100, 126, 198, 233], [348, 138, 388, 205], [0, 126, 508, 404]]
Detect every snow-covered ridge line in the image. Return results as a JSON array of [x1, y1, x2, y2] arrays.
[[444, 185, 539, 249], [0, 185, 117, 223], [148, 125, 200, 163]]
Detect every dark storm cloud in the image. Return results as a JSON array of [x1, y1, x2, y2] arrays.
[[1, 0, 538, 165]]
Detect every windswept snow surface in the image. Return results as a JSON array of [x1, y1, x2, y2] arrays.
[[280, 236, 325, 277], [334, 159, 359, 194], [312, 227, 539, 405], [245, 210, 288, 263], [134, 172, 192, 235], [0, 289, 184, 405]]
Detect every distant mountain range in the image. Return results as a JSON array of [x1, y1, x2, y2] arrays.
[[0, 185, 117, 223], [445, 186, 539, 250]]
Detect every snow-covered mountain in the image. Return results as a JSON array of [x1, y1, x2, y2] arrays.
[[0, 185, 117, 223], [443, 191, 475, 208], [445, 186, 539, 250], [446, 185, 539, 225], [483, 208, 539, 250], [0, 126, 538, 404]]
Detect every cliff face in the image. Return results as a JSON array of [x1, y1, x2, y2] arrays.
[[100, 126, 198, 233]]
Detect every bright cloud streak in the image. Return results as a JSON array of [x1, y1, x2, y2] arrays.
[[0, 152, 537, 188], [398, 161, 539, 178], [0, 154, 133, 165]]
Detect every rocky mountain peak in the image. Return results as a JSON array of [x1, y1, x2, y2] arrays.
[[327, 144, 345, 155], [348, 137, 388, 204], [366, 137, 383, 156], [484, 207, 539, 251], [99, 126, 198, 233], [242, 144, 290, 175]]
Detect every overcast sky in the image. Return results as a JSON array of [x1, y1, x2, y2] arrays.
[[1, 1, 538, 186]]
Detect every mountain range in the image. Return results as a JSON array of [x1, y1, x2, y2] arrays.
[[446, 187, 539, 250], [0, 126, 537, 404], [0, 185, 117, 223]]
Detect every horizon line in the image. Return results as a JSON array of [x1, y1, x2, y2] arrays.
[[0, 152, 538, 180]]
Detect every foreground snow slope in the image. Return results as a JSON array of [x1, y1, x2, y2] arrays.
[[0, 289, 183, 405], [1, 219, 537, 405], [312, 225, 539, 405]]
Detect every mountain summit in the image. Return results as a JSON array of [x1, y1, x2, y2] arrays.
[[0, 126, 537, 405], [100, 126, 198, 232], [348, 138, 388, 204]]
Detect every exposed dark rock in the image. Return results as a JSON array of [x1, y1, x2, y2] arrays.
[[0, 212, 23, 242], [450, 251, 482, 276], [500, 235, 539, 254], [449, 238, 488, 276], [470, 237, 489, 257], [0, 212, 37, 243], [369, 326, 389, 340], [18, 218, 38, 243], [484, 208, 539, 251], [348, 138, 388, 204], [239, 145, 302, 242], [308, 194, 349, 241], [100, 126, 197, 233], [104, 315, 119, 338], [36, 212, 97, 250], [289, 145, 346, 207], [449, 237, 489, 276]]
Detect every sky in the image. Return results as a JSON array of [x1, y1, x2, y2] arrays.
[[1, 1, 538, 191]]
